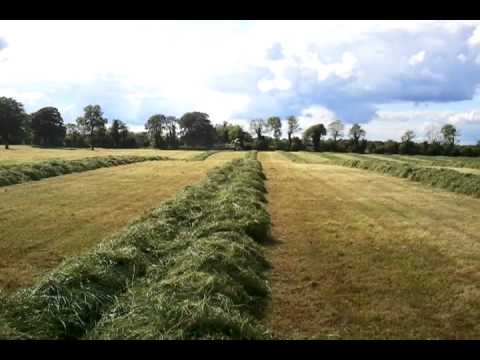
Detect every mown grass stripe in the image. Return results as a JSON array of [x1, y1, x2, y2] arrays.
[[329, 157, 480, 199], [0, 157, 271, 340], [0, 155, 172, 187], [188, 150, 219, 161]]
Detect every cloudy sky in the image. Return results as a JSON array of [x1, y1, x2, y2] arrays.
[[1, 20, 480, 143]]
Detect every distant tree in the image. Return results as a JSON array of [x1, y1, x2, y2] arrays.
[[64, 123, 85, 147], [179, 112, 216, 148], [145, 114, 166, 148], [227, 125, 248, 149], [215, 121, 231, 144], [30, 107, 66, 147], [399, 130, 416, 155], [303, 123, 327, 151], [76, 105, 107, 150], [328, 120, 345, 144], [348, 123, 367, 153], [249, 118, 267, 150], [349, 123, 366, 144], [441, 124, 458, 146], [0, 97, 28, 149], [110, 119, 123, 147], [287, 116, 301, 150], [165, 116, 178, 148], [266, 116, 282, 141], [250, 118, 266, 139]]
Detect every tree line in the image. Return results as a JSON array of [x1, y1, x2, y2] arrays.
[[1, 96, 479, 156]]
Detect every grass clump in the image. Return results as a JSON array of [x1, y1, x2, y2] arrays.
[[1, 157, 271, 340], [88, 158, 271, 340], [188, 150, 219, 161], [0, 155, 171, 187], [333, 158, 480, 198]]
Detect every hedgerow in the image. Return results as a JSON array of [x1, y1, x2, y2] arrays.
[[0, 156, 271, 340], [0, 155, 171, 187], [331, 158, 480, 198]]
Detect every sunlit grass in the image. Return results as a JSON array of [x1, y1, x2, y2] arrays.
[[259, 152, 480, 339]]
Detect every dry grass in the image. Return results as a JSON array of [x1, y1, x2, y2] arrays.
[[205, 151, 249, 162], [0, 145, 198, 165], [0, 153, 238, 292], [259, 152, 480, 339]]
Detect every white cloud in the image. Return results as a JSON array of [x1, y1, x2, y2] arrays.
[[409, 50, 426, 66], [468, 25, 480, 47], [458, 53, 467, 63]]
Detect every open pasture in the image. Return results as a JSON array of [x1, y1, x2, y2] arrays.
[[0, 145, 198, 165], [0, 152, 242, 292]]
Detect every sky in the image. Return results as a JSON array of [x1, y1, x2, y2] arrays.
[[1, 20, 480, 144]]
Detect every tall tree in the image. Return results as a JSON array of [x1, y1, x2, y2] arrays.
[[165, 116, 178, 148], [400, 130, 416, 155], [303, 123, 327, 151], [328, 120, 344, 143], [266, 116, 282, 141], [249, 118, 267, 150], [110, 119, 123, 147], [216, 121, 231, 144], [249, 118, 266, 139], [0, 97, 28, 149], [145, 114, 166, 148], [287, 116, 301, 150], [179, 112, 216, 148], [228, 125, 247, 149], [441, 124, 458, 146], [76, 105, 107, 150], [30, 107, 66, 147], [349, 123, 366, 144]]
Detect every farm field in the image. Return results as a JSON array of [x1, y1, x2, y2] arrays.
[[259, 152, 480, 339], [3, 147, 480, 339], [0, 145, 199, 165], [0, 150, 245, 293]]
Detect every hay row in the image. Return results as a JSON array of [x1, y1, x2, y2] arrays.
[[0, 155, 171, 187], [331, 158, 480, 198], [188, 150, 219, 161], [0, 153, 271, 339]]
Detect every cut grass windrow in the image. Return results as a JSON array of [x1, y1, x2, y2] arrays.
[[0, 155, 171, 187], [329, 157, 480, 199], [0, 155, 271, 340], [188, 150, 219, 161]]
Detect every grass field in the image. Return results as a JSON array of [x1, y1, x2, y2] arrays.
[[0, 145, 198, 165], [3, 146, 480, 339], [0, 151, 245, 292], [259, 152, 480, 339]]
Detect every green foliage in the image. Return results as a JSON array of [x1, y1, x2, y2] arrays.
[[0, 155, 170, 187], [30, 107, 66, 147], [76, 105, 108, 150], [0, 97, 29, 149], [179, 112, 216, 148], [0, 157, 271, 340], [303, 124, 327, 151]]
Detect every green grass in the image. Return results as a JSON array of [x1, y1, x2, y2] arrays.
[[0, 156, 271, 340], [188, 150, 219, 161], [259, 152, 480, 339], [0, 155, 171, 187], [329, 157, 480, 199], [0, 145, 197, 165]]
